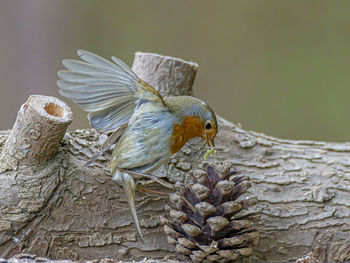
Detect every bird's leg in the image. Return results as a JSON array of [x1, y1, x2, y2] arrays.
[[136, 181, 170, 196], [117, 168, 175, 190]]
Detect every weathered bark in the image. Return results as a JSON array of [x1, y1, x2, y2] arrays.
[[0, 95, 72, 172], [0, 95, 73, 258], [0, 253, 317, 263], [0, 253, 182, 263], [0, 52, 349, 263], [132, 52, 197, 97]]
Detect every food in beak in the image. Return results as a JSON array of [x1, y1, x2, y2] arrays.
[[204, 136, 216, 160]]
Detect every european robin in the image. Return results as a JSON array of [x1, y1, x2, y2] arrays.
[[57, 50, 218, 243]]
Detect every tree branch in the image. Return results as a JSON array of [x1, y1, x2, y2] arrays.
[[0, 52, 349, 263]]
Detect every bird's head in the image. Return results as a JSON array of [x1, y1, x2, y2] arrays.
[[194, 100, 218, 148], [165, 96, 218, 154]]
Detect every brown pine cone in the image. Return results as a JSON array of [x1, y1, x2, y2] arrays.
[[163, 163, 259, 263]]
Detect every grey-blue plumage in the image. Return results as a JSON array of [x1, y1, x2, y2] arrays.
[[57, 50, 218, 244]]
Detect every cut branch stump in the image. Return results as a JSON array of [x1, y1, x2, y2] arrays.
[[0, 52, 349, 263]]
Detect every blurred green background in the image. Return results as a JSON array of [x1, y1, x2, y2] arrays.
[[1, 0, 350, 141]]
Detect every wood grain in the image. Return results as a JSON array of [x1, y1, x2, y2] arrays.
[[0, 52, 349, 262]]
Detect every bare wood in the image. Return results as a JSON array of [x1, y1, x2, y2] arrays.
[[0, 53, 349, 263], [0, 95, 72, 172], [0, 95, 72, 257], [0, 252, 317, 263], [0, 253, 182, 263], [132, 52, 197, 97]]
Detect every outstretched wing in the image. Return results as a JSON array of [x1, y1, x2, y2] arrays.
[[57, 50, 165, 132]]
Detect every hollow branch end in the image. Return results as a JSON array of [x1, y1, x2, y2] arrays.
[[0, 95, 73, 172]]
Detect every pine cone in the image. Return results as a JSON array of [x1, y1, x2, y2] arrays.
[[163, 163, 259, 263]]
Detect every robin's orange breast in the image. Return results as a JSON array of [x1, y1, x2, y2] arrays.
[[170, 116, 204, 154]]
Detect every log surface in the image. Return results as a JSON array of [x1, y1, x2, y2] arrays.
[[0, 52, 349, 263]]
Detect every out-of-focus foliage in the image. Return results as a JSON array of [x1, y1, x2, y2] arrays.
[[1, 0, 350, 141]]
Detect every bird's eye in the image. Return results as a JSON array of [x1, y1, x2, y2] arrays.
[[205, 121, 212, 130]]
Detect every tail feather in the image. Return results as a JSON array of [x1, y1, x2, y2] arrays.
[[115, 170, 145, 243]]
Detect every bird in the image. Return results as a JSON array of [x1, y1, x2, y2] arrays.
[[57, 50, 218, 243]]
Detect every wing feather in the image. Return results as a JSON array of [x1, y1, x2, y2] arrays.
[[57, 50, 165, 132], [57, 71, 132, 85], [111, 56, 136, 76], [78, 50, 126, 71], [88, 101, 136, 131], [85, 124, 128, 167]]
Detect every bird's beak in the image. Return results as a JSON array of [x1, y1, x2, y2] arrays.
[[206, 134, 215, 148]]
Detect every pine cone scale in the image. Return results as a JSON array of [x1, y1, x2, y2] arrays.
[[165, 163, 259, 262]]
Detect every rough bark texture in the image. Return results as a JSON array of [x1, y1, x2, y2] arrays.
[[0, 95, 72, 258], [0, 52, 349, 263], [0, 253, 317, 263], [132, 52, 197, 97], [0, 253, 182, 263], [0, 95, 72, 172]]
